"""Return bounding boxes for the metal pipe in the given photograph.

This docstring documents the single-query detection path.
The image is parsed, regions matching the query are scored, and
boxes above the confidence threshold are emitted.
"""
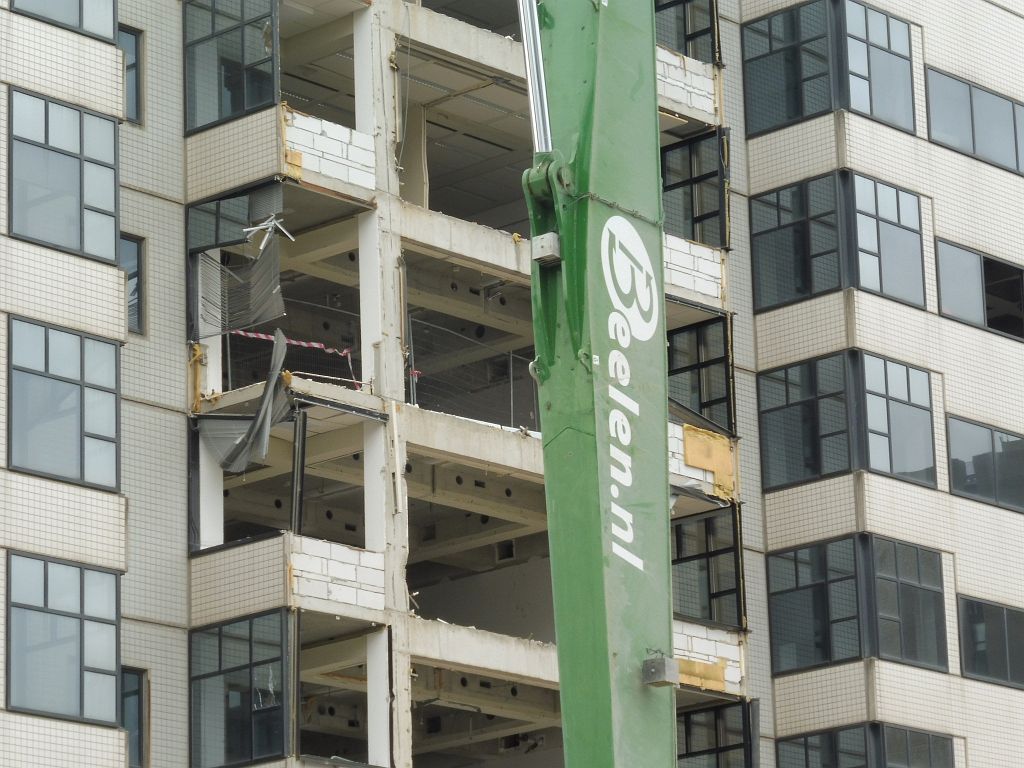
[516,0,553,153]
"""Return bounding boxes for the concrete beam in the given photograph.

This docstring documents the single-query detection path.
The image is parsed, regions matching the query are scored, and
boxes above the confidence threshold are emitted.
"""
[400,404,544,479]
[403,618,559,690]
[412,717,554,755]
[281,16,355,68]
[281,217,360,267]
[408,516,537,564]
[223,426,363,489]
[301,636,367,679]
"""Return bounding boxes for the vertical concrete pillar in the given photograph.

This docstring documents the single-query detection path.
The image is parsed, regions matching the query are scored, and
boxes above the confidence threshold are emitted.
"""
[198,439,224,549]
[363,421,388,553]
[366,629,392,766]
[399,104,429,207]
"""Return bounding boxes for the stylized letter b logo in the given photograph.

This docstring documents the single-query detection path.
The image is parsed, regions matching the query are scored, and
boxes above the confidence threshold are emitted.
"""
[600,215,658,342]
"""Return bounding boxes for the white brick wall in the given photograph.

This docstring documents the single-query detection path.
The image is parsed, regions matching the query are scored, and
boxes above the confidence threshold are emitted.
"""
[673,619,744,695]
[290,535,386,611]
[656,46,718,125]
[284,108,376,189]
[667,422,716,487]
[663,233,724,304]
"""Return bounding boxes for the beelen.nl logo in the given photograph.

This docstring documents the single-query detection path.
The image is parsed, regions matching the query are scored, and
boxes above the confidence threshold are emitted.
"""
[600,215,659,572]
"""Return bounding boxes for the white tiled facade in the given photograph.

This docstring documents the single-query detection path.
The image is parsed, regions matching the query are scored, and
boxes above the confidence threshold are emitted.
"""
[0,0,1019,766]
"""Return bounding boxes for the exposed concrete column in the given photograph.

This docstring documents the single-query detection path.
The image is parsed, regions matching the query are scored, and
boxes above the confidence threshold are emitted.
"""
[366,628,392,766]
[398,103,429,207]
[355,5,406,400]
[389,622,415,766]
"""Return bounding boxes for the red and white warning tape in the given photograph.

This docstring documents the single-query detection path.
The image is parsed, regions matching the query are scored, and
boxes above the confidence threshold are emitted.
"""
[229,329,351,358]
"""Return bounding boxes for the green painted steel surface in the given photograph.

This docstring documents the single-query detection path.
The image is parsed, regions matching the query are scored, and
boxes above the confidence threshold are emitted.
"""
[523,1,676,766]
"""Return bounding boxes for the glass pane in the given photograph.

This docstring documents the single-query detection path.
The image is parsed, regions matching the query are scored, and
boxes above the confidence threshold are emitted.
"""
[819,395,846,436]
[688,709,716,752]
[768,554,796,592]
[84,162,116,212]
[252,612,282,662]
[859,250,880,291]
[846,1,866,38]
[868,48,914,130]
[995,431,1024,509]
[876,184,898,222]
[972,88,1017,169]
[850,74,871,113]
[252,707,285,759]
[831,618,860,660]
[11,141,82,251]
[48,329,81,379]
[778,740,807,768]
[118,29,138,62]
[886,361,908,400]
[84,210,117,261]
[11,556,46,606]
[936,242,985,324]
[879,616,902,657]
[9,608,81,717]
[215,0,243,29]
[856,213,878,252]
[678,517,706,557]
[85,569,117,620]
[869,432,891,472]
[878,222,924,305]
[867,8,888,45]
[770,587,828,672]
[185,3,213,42]
[897,542,919,582]
[15,0,79,25]
[931,736,954,768]
[864,355,886,394]
[85,388,117,438]
[889,18,910,56]
[713,594,739,627]
[674,560,710,619]
[245,0,273,19]
[796,546,825,586]
[808,176,835,216]
[745,50,804,135]
[853,175,875,213]
[900,584,945,667]
[701,321,726,359]
[82,0,114,38]
[877,578,899,618]
[253,661,282,710]
[753,226,806,308]
[898,190,920,228]
[885,726,909,767]
[889,403,935,484]
[245,59,275,109]
[12,320,46,371]
[812,252,841,291]
[927,71,972,151]
[245,20,272,63]
[669,328,699,369]
[83,115,116,164]
[191,629,220,676]
[707,511,734,550]
[84,620,117,670]
[84,339,117,388]
[12,91,46,142]
[828,539,855,577]
[84,671,117,722]
[829,578,858,619]
[983,257,1024,338]
[962,600,1007,679]
[192,670,253,767]
[84,437,117,488]
[875,538,897,576]
[908,368,930,407]
[867,394,888,433]
[847,38,868,77]
[48,562,81,612]
[762,403,818,488]
[126,67,139,122]
[11,371,82,480]
[1018,104,1024,173]
[919,549,942,589]
[1007,609,1024,684]
[711,553,737,592]
[222,620,251,668]
[48,103,81,153]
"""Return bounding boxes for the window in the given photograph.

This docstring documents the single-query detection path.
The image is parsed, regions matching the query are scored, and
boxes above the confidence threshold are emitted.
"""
[751,175,839,309]
[743,1,831,136]
[768,535,946,675]
[947,417,1024,512]
[768,538,859,673]
[677,702,754,766]
[873,538,946,669]
[959,596,1024,688]
[778,724,953,767]
[883,725,953,768]
[187,184,282,253]
[671,508,742,627]
[668,317,731,431]
[845,2,913,131]
[655,0,717,63]
[10,89,118,261]
[927,69,1024,174]
[778,725,867,767]
[863,354,935,485]
[758,354,849,490]
[119,28,142,123]
[185,0,276,132]
[758,351,934,491]
[122,668,147,768]
[8,317,119,489]
[662,131,727,248]
[120,235,144,334]
[12,0,114,40]
[7,552,120,723]
[937,241,1024,340]
[751,173,924,311]
[190,610,286,768]
[853,175,923,306]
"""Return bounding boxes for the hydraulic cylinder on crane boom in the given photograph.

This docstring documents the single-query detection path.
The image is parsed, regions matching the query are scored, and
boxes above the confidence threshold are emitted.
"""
[517,1,678,766]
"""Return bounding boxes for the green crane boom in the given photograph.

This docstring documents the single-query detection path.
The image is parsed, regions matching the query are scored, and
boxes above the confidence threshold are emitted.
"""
[518,1,677,765]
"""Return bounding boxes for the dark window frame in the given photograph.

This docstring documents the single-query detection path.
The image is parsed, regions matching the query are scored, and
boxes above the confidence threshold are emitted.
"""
[946,414,1024,513]
[11,0,118,44]
[935,238,1024,343]
[119,26,143,124]
[958,595,1024,690]
[7,315,121,492]
[122,666,148,768]
[183,0,280,135]
[120,233,145,334]
[926,66,1024,176]
[667,315,734,432]
[677,700,756,764]
[741,0,836,138]
[777,722,954,767]
[777,723,868,766]
[655,0,720,65]
[842,0,916,135]
[6,550,122,726]
[882,723,955,767]
[661,129,729,248]
[767,535,862,675]
[671,505,744,629]
[8,86,120,264]
[188,608,289,768]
